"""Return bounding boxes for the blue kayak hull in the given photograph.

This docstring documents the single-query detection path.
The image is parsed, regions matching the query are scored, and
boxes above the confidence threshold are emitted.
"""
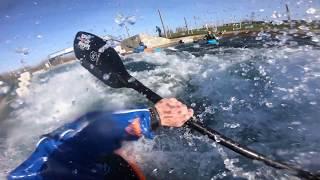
[207,39,219,45]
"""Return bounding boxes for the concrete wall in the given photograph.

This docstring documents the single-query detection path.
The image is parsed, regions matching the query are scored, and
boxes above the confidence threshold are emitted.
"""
[120,35,142,51]
[120,34,172,51]
[139,33,171,48]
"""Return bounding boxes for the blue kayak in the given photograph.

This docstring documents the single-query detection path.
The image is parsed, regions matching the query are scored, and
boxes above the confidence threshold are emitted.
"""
[207,39,219,45]
[133,45,145,53]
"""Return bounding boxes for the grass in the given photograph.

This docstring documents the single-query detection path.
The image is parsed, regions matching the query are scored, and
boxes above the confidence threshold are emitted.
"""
[167,20,320,39]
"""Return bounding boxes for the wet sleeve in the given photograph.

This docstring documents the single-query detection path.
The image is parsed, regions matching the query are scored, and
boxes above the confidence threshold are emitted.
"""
[8,109,154,179]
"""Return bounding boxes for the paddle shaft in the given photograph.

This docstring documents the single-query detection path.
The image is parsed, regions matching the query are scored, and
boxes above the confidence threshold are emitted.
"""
[128,77,318,179]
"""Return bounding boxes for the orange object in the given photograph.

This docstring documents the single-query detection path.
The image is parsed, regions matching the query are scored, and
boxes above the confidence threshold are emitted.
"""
[144,48,154,53]
[115,149,146,180]
[125,118,142,137]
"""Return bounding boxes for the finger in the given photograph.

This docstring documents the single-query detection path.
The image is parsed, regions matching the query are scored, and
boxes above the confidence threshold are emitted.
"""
[176,100,183,106]
[168,98,176,102]
[182,113,191,121]
[172,99,182,106]
[181,105,188,113]
[157,99,165,105]
[163,110,172,114]
[166,102,177,108]
[163,115,174,119]
[182,109,193,120]
[174,121,183,127]
[169,99,179,105]
[188,109,194,117]
[175,102,181,108]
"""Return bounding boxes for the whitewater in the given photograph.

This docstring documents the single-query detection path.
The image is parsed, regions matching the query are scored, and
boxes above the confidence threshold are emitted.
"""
[1,34,320,179]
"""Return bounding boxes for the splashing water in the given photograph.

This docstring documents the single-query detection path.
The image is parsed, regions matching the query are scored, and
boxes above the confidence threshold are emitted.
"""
[1,33,320,179]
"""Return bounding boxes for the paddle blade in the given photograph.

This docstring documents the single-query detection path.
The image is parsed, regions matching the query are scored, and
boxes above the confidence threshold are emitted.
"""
[73,31,131,88]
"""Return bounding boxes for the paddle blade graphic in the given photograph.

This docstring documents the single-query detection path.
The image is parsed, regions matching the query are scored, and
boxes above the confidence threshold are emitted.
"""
[73,31,131,88]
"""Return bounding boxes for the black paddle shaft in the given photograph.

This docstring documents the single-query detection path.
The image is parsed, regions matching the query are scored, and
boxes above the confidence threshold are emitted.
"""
[128,77,318,179]
[73,31,319,180]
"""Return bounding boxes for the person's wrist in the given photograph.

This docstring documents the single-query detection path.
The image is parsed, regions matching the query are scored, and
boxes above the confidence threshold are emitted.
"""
[149,107,161,130]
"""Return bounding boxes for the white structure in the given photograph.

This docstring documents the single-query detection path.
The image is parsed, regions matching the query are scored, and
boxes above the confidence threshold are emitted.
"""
[121,33,171,51]
[48,47,74,59]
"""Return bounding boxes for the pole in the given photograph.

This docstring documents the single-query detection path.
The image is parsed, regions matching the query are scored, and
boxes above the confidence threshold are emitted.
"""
[158,9,168,38]
[184,17,189,34]
[285,4,292,27]
[167,25,172,38]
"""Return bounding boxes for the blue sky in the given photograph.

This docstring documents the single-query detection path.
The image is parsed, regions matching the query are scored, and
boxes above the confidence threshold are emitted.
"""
[0,0,319,73]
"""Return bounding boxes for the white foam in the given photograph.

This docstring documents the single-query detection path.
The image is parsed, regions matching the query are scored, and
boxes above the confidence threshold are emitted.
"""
[1,45,320,179]
[0,62,137,176]
[306,8,317,14]
[0,86,10,95]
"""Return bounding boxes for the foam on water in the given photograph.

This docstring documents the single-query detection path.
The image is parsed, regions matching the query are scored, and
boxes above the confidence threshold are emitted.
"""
[1,42,320,179]
[121,46,320,179]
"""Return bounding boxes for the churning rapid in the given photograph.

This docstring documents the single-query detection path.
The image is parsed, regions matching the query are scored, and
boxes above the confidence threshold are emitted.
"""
[1,33,320,179]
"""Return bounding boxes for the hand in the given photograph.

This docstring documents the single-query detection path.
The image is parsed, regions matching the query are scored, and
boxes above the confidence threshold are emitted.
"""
[155,98,194,127]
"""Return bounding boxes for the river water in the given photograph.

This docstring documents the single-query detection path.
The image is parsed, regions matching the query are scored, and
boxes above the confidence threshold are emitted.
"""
[0,31,320,179]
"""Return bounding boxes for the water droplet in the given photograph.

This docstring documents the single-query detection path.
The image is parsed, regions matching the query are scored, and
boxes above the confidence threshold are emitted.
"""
[10,99,24,109]
[306,8,316,14]
[298,25,310,31]
[224,123,240,129]
[191,103,196,107]
[255,36,262,40]
[90,64,95,69]
[0,86,10,95]
[230,97,236,102]
[311,36,319,42]
[265,102,273,108]
[214,135,221,142]
[309,101,317,105]
[128,77,136,83]
[103,73,110,80]
[168,168,174,174]
[291,121,301,125]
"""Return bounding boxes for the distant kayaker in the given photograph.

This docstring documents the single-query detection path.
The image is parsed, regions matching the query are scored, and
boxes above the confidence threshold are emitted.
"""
[8,98,194,180]
[204,31,217,40]
[139,41,147,49]
[156,26,162,37]
[134,41,147,53]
